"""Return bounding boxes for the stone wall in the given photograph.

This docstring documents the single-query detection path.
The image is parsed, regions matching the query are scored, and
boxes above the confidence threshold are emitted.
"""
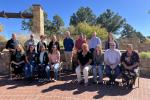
[0,42,6,52]
[0,50,10,74]
[32,5,44,35]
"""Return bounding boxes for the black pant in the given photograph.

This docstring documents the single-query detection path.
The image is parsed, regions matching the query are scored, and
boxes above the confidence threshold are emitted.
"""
[38,64,47,79]
[11,63,24,75]
[122,69,137,85]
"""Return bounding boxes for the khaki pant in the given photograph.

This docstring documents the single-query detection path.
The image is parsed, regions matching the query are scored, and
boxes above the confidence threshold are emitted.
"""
[76,65,92,83]
[64,51,73,70]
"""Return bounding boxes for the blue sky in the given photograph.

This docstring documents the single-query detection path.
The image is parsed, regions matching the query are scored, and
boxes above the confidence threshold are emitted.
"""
[0,0,150,39]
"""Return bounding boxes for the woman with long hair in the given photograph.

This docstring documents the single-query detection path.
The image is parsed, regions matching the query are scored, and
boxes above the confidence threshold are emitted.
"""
[92,45,104,84]
[48,35,60,52]
[37,45,50,82]
[24,44,37,81]
[48,45,60,81]
[10,44,25,78]
[105,32,118,50]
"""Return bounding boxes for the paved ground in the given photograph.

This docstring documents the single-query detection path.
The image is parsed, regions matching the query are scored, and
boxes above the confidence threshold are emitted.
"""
[0,72,150,100]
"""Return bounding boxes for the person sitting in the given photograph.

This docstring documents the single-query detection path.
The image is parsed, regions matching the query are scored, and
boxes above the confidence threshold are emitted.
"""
[10,44,25,79]
[104,42,121,85]
[48,45,60,81]
[121,44,140,89]
[37,45,50,82]
[24,44,37,82]
[76,43,92,86]
[92,45,104,84]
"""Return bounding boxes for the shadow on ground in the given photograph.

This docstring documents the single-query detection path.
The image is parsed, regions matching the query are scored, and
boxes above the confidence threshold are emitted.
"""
[0,72,136,99]
[41,72,134,99]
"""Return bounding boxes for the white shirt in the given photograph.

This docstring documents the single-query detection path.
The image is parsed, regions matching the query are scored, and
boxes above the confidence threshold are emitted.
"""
[40,52,44,63]
[104,49,121,65]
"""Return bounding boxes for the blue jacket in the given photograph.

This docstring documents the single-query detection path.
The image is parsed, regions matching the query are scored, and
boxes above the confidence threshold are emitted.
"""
[63,37,74,51]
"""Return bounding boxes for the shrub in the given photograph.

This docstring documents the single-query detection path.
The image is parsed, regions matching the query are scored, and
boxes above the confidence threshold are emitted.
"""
[140,52,150,59]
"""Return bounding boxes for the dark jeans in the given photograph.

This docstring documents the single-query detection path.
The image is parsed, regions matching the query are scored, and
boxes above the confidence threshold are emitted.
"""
[105,65,121,82]
[38,63,50,80]
[38,63,47,79]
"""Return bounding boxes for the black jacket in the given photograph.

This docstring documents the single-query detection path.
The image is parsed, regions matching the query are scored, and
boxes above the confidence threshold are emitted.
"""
[48,41,60,52]
[37,41,47,53]
[37,51,49,65]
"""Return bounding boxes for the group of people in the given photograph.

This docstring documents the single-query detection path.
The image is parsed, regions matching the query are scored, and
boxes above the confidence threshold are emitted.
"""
[75,32,139,89]
[5,31,140,89]
[6,31,74,82]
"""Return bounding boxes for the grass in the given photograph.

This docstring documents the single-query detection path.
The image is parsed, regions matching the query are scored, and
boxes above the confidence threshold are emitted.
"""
[140,52,150,59]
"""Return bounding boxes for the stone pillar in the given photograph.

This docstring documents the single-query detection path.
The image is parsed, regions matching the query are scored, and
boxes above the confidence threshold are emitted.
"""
[32,5,44,35]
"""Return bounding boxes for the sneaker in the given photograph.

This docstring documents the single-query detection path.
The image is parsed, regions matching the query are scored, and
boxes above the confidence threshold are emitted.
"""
[92,81,97,84]
[38,79,44,83]
[98,81,103,85]
[77,81,82,85]
[45,79,51,82]
[128,84,133,89]
[106,80,112,85]
[114,81,119,85]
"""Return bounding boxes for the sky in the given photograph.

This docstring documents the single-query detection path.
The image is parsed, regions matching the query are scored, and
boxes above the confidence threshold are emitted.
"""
[0,0,150,39]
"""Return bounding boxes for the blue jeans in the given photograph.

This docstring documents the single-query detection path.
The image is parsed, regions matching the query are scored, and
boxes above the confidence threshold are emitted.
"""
[93,64,103,82]
[45,65,50,80]
[51,63,60,80]
[105,65,121,82]
[24,61,36,78]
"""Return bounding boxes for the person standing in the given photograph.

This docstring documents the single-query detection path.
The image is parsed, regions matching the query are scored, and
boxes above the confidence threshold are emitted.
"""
[75,33,86,53]
[24,34,37,52]
[105,32,118,50]
[48,35,60,52]
[63,31,74,71]
[6,33,20,53]
[37,35,47,53]
[89,32,101,54]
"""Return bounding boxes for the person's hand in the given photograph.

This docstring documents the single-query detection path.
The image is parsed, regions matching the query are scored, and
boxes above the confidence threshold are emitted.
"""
[15,63,19,65]
[127,66,133,70]
[109,64,113,69]
[80,65,84,71]
[10,49,15,52]
[11,61,18,65]
[110,65,115,70]
[51,65,54,69]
